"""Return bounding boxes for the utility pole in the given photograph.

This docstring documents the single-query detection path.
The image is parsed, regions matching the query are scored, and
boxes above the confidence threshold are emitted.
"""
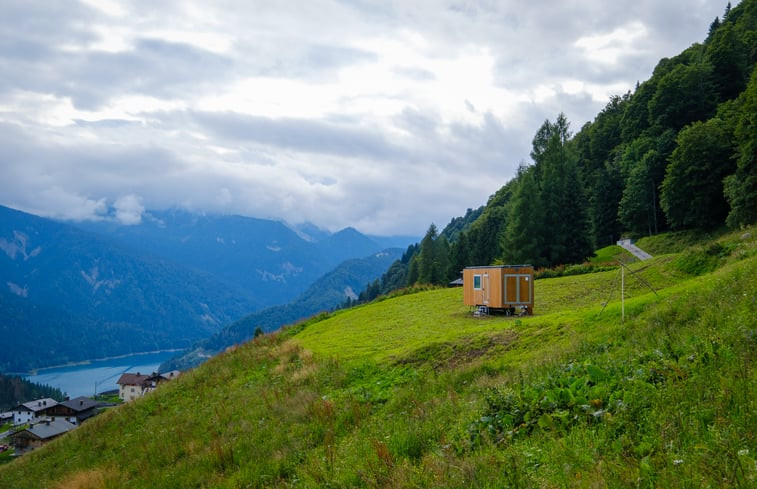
[621,264,625,322]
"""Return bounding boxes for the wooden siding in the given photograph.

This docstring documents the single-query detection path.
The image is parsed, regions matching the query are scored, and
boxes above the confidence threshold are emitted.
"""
[463,265,534,313]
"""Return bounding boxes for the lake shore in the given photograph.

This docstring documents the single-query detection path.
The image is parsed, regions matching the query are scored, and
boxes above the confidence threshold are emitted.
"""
[7,349,186,377]
[21,351,185,398]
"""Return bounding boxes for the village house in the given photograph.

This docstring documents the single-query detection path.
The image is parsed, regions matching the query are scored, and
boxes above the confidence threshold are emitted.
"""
[46,396,103,425]
[12,398,58,425]
[117,371,181,402]
[144,371,181,394]
[117,372,150,402]
[1,411,13,425]
[9,418,76,453]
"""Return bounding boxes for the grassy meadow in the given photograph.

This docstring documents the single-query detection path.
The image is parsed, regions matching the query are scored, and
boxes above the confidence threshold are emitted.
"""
[0,228,755,488]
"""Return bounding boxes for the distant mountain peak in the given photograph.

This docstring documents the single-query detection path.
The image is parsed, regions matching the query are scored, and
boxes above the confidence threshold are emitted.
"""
[286,221,332,242]
[333,226,361,236]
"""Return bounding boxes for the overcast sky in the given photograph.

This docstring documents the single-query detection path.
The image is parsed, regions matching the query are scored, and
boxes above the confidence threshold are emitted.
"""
[0,1,732,235]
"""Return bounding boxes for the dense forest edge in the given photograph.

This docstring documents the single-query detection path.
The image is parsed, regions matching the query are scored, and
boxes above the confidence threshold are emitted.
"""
[0,374,63,412]
[351,0,756,304]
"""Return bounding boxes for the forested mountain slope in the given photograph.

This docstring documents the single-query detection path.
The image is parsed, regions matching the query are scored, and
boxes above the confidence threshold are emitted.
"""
[161,248,403,371]
[0,374,63,411]
[368,0,757,295]
[76,210,396,308]
[0,205,257,372]
[0,207,410,372]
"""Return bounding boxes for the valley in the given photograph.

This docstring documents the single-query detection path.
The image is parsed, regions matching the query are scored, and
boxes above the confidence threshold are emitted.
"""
[1,3,756,485]
[0,227,753,487]
[0,205,412,372]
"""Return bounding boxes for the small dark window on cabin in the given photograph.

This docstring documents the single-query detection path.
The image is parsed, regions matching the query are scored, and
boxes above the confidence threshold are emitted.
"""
[473,274,482,290]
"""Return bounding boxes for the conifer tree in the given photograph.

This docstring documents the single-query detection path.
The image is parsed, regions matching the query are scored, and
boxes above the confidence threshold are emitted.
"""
[501,165,546,266]
[706,21,749,101]
[504,114,592,266]
[448,230,469,278]
[417,224,439,284]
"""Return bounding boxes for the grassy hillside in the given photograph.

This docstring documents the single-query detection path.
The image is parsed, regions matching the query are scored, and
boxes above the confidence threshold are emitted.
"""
[1,229,755,488]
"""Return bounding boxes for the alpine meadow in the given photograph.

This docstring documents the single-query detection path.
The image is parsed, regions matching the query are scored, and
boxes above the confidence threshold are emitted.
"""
[1,1,757,488]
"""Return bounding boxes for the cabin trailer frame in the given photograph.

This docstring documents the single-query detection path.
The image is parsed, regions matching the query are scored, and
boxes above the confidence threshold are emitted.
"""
[462,265,534,315]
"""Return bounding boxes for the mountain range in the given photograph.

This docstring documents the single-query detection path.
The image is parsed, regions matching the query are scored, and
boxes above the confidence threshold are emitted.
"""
[0,205,415,372]
[75,209,413,307]
[161,247,403,371]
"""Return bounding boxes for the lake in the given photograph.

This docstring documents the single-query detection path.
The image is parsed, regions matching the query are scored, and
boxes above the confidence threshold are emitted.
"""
[24,351,182,398]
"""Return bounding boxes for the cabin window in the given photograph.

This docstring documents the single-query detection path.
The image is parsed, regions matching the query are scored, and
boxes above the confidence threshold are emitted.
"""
[473,274,482,290]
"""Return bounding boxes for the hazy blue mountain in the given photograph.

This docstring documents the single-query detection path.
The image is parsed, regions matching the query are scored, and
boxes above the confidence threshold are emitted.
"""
[161,248,403,371]
[0,287,140,372]
[0,205,414,372]
[75,210,403,307]
[0,205,258,371]
[290,222,332,242]
[368,234,422,250]
[315,227,382,259]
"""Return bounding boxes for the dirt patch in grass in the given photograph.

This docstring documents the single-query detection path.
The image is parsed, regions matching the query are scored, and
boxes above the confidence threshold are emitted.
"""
[393,331,518,371]
[55,467,120,489]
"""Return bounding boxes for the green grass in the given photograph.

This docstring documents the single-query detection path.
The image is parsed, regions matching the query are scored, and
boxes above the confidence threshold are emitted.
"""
[635,228,735,255]
[588,244,633,264]
[296,254,686,363]
[0,227,755,488]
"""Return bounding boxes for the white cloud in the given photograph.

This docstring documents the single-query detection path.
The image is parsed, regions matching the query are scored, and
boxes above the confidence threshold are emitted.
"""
[0,0,732,235]
[79,0,126,17]
[114,194,145,225]
[575,22,648,65]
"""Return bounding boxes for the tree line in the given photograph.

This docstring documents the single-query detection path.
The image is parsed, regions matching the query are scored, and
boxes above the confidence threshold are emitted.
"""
[354,1,756,300]
[0,374,64,412]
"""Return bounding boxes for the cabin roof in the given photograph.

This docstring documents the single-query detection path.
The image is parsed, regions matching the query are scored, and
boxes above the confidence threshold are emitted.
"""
[60,396,99,412]
[24,419,76,440]
[116,373,150,386]
[463,264,532,270]
[146,370,181,382]
[16,398,58,412]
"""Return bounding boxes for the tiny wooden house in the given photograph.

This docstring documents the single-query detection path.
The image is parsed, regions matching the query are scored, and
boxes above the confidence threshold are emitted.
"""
[462,265,534,314]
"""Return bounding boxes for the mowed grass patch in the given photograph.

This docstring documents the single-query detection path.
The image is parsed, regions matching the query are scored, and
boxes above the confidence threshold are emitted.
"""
[295,287,506,364]
[295,255,688,371]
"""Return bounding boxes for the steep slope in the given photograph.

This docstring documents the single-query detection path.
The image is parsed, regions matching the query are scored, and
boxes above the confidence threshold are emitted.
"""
[0,205,257,371]
[1,229,753,487]
[161,248,403,370]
